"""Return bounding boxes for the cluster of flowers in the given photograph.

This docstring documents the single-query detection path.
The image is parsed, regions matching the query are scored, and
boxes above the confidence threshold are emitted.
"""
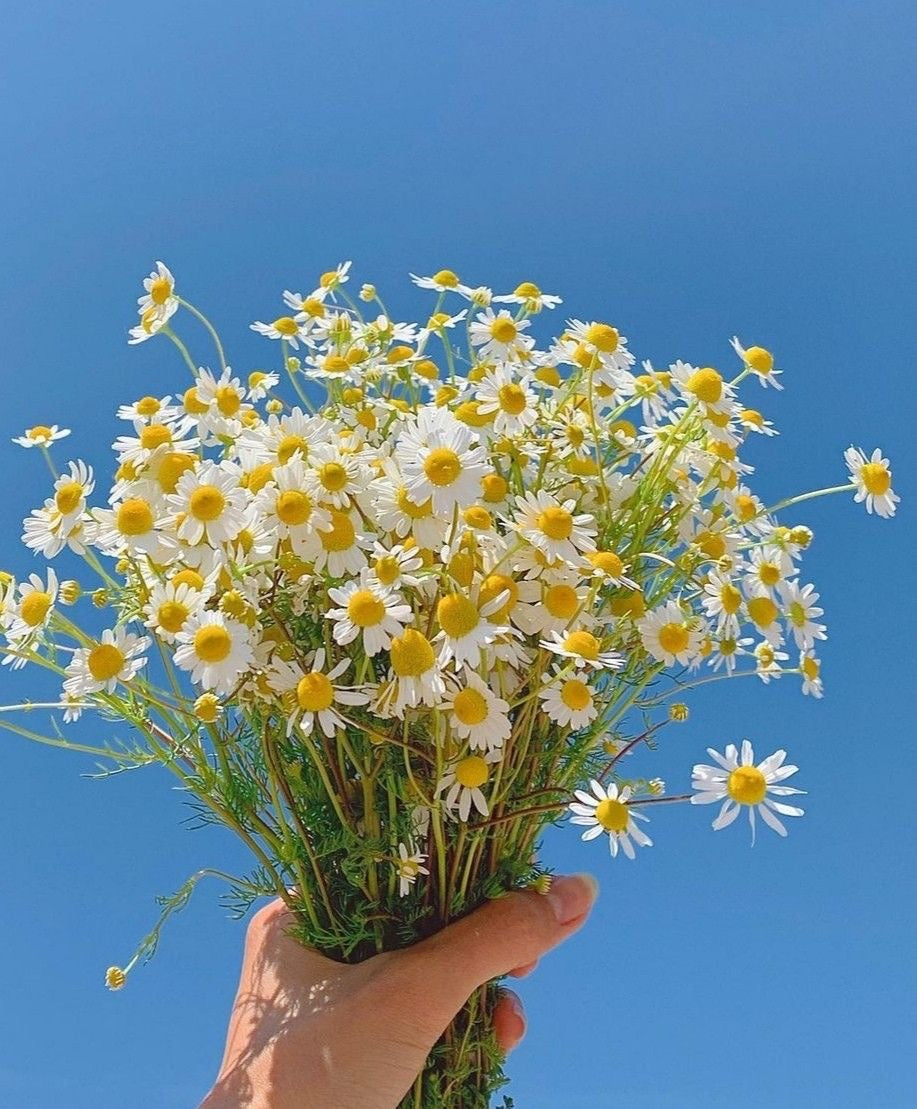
[1,260,899,908]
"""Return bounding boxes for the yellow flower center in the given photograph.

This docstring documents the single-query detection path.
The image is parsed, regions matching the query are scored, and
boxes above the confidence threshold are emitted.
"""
[861,462,891,495]
[454,755,489,789]
[116,498,154,536]
[276,490,312,526]
[136,396,161,417]
[685,367,723,405]
[21,591,52,626]
[589,551,624,577]
[545,584,579,620]
[536,506,573,541]
[438,594,480,638]
[193,625,232,663]
[747,595,778,628]
[463,505,492,530]
[423,447,462,487]
[802,655,820,680]
[27,425,54,441]
[347,589,385,628]
[386,344,415,364]
[396,486,433,519]
[562,630,600,660]
[584,323,619,353]
[734,494,757,521]
[319,461,348,492]
[594,797,629,833]
[172,568,205,590]
[535,365,561,386]
[183,386,209,415]
[756,562,779,587]
[140,424,173,451]
[157,600,189,633]
[149,276,172,304]
[296,672,334,712]
[321,510,355,552]
[514,281,541,298]
[432,269,460,287]
[743,346,774,374]
[215,385,241,417]
[390,628,435,676]
[324,355,350,375]
[695,531,727,560]
[272,316,300,337]
[727,765,767,805]
[719,583,742,614]
[479,573,518,619]
[497,383,528,415]
[453,688,489,726]
[302,298,325,318]
[490,317,517,344]
[190,485,226,522]
[374,555,401,586]
[55,480,84,516]
[87,643,126,681]
[658,622,689,655]
[194,693,220,723]
[560,679,591,711]
[481,473,508,503]
[741,409,764,430]
[788,601,807,627]
[155,451,196,493]
[277,434,308,464]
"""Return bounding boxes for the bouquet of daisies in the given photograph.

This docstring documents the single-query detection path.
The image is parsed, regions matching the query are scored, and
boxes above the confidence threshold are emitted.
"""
[1,260,898,1106]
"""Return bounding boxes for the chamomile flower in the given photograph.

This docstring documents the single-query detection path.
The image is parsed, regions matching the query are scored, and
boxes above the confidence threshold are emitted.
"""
[166,462,248,547]
[568,780,652,859]
[754,641,789,683]
[492,282,562,312]
[326,576,413,656]
[377,628,446,717]
[701,570,744,635]
[844,447,899,518]
[128,298,178,344]
[637,601,705,666]
[540,629,623,671]
[7,569,59,640]
[434,592,507,669]
[584,550,637,589]
[778,580,827,651]
[63,627,149,696]
[250,316,306,348]
[799,650,824,698]
[313,508,370,577]
[442,672,511,752]
[469,308,533,361]
[268,649,367,737]
[367,542,423,591]
[730,337,783,390]
[142,580,204,643]
[410,269,473,296]
[691,740,805,841]
[394,842,429,897]
[671,362,735,416]
[173,611,254,694]
[253,458,331,558]
[475,367,539,437]
[513,490,597,564]
[539,666,599,729]
[137,261,178,319]
[13,425,71,449]
[397,408,489,515]
[436,751,500,821]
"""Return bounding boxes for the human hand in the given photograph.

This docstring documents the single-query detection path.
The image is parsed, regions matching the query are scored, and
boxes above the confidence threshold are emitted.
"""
[201,873,598,1109]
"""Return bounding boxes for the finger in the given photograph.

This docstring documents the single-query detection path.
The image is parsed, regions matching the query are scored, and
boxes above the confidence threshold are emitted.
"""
[492,988,526,1053]
[404,873,599,1009]
[508,960,538,979]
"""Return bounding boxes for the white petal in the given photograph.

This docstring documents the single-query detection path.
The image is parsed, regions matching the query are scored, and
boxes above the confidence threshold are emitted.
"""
[765,798,805,818]
[758,803,788,837]
[712,801,740,830]
[741,739,754,766]
[582,824,605,841]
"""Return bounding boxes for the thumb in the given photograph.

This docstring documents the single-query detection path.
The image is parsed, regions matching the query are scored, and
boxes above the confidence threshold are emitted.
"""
[403,874,598,1013]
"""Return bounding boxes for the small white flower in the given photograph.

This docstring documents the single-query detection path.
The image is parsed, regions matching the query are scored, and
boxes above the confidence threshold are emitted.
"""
[13,424,71,449]
[442,672,511,752]
[568,779,652,859]
[692,740,805,843]
[637,601,704,666]
[394,841,430,897]
[268,649,368,737]
[326,576,413,657]
[845,446,899,518]
[540,629,623,672]
[63,627,149,696]
[173,611,254,694]
[436,751,501,822]
[539,666,599,730]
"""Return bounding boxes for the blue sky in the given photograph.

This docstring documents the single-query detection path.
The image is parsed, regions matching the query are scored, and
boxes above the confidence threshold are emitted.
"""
[1,2,914,1106]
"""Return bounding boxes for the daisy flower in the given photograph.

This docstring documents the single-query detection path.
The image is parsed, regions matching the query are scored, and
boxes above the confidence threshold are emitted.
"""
[568,780,652,860]
[799,650,824,698]
[475,367,539,437]
[540,629,623,672]
[701,569,744,635]
[754,641,789,683]
[268,649,368,738]
[671,362,735,416]
[137,261,177,319]
[377,628,447,717]
[844,446,899,518]
[738,407,779,437]
[21,504,87,559]
[6,569,59,640]
[173,611,254,694]
[302,442,365,509]
[166,462,248,547]
[691,740,805,842]
[394,842,430,897]
[744,592,785,647]
[585,550,637,589]
[396,408,489,515]
[513,490,597,564]
[13,425,71,449]
[253,458,332,558]
[142,580,204,644]
[367,542,424,591]
[492,281,562,312]
[778,580,827,651]
[313,508,371,577]
[91,495,165,559]
[250,316,306,349]
[326,575,413,656]
[442,672,511,752]
[410,269,473,296]
[637,601,705,666]
[539,666,599,730]
[63,627,149,696]
[434,592,507,669]
[436,751,500,821]
[730,337,783,390]
[469,308,533,361]
[128,298,178,344]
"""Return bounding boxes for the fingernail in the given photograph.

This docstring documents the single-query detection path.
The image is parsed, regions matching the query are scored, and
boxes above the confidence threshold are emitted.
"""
[503,988,524,1023]
[546,873,599,925]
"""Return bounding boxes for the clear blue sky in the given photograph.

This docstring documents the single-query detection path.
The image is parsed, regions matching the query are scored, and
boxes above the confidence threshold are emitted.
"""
[1,2,914,1106]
